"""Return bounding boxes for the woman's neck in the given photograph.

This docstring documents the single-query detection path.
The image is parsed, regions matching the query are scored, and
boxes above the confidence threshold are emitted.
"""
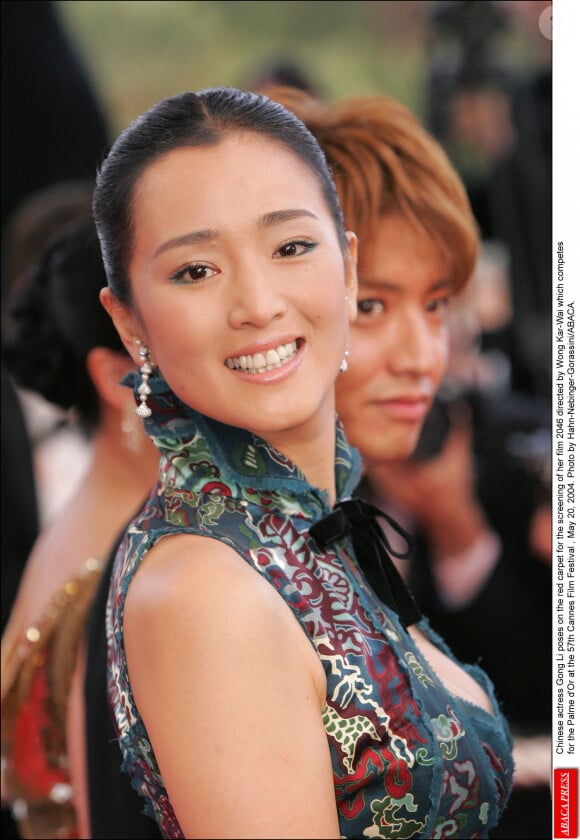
[254,406,339,507]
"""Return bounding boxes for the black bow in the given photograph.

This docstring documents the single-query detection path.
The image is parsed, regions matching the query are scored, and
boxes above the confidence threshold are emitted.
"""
[309,498,421,627]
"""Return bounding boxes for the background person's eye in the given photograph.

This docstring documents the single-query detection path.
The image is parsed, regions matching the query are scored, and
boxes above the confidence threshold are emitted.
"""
[357,299,384,316]
[426,297,450,313]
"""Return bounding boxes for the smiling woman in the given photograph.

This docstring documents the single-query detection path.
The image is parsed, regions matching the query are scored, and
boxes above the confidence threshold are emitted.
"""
[92,86,513,839]
[100,131,357,478]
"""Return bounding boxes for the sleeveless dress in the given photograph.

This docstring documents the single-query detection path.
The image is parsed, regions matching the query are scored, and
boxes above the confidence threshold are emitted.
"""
[107,374,513,839]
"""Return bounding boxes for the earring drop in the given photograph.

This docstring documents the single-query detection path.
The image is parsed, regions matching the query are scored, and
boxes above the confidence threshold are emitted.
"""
[135,341,153,418]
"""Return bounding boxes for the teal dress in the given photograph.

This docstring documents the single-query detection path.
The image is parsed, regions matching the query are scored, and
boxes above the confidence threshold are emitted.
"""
[107,374,513,838]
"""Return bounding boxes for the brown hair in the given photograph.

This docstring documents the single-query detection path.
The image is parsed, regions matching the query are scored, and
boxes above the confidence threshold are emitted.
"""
[263,86,480,292]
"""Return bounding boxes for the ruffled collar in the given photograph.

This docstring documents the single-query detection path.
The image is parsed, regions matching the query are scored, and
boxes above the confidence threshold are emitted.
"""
[125,371,361,517]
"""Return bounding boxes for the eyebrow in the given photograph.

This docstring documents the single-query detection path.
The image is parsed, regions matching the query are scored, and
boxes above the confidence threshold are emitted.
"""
[358,277,454,294]
[153,229,219,259]
[153,209,319,259]
[257,208,318,228]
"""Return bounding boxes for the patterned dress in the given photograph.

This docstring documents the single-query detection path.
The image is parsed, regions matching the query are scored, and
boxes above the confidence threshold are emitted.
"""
[107,374,513,838]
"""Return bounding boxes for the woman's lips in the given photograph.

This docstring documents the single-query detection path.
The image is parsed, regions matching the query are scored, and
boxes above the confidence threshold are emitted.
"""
[226,339,305,384]
[225,339,299,374]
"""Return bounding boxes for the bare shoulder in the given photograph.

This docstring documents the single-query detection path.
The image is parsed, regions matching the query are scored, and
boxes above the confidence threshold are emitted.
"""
[121,533,337,838]
[123,532,323,693]
[125,532,285,637]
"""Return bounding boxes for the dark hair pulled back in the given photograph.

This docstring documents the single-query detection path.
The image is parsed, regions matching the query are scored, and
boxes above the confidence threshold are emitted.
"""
[93,86,347,303]
[3,217,127,433]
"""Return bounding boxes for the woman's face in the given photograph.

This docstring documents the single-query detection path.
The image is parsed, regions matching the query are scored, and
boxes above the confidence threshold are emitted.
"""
[118,133,357,441]
[335,213,452,465]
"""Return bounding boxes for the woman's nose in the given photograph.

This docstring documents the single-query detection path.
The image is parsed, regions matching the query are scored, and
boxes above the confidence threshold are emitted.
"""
[227,264,287,329]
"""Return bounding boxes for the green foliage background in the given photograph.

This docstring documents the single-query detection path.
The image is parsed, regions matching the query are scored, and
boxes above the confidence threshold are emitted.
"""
[56,1,439,133]
[56,0,546,156]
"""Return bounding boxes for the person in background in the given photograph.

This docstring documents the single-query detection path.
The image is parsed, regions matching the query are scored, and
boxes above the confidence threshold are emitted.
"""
[0,199,160,840]
[267,85,550,839]
[423,0,552,402]
[1,180,100,640]
[92,85,512,839]
[2,181,104,653]
[364,280,552,840]
[1,0,111,689]
[2,5,110,833]
[2,182,111,529]
[244,56,323,98]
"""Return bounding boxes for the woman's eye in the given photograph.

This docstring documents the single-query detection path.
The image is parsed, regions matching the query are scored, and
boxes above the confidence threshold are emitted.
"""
[169,263,216,284]
[275,239,316,258]
[357,298,385,317]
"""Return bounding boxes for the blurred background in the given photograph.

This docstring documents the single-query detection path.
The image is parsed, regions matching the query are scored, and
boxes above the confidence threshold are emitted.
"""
[55,0,550,134]
[0,3,558,838]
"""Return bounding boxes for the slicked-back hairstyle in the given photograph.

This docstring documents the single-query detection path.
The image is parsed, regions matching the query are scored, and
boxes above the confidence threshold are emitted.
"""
[93,87,348,304]
[264,86,480,292]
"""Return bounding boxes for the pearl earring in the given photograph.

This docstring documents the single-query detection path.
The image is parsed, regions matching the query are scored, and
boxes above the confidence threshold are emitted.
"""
[339,349,350,373]
[135,341,153,418]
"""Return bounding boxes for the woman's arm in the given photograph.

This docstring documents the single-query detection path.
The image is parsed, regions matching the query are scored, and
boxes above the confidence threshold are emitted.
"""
[124,533,340,839]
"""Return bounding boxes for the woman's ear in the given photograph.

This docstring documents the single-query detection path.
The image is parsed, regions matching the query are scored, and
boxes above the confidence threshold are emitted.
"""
[344,231,358,322]
[86,347,135,412]
[99,288,143,365]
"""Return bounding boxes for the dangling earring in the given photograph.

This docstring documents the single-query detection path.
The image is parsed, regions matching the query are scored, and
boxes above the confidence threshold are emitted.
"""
[135,342,153,418]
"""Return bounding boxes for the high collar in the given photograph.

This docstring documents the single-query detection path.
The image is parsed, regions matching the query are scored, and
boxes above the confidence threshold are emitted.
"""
[125,371,362,518]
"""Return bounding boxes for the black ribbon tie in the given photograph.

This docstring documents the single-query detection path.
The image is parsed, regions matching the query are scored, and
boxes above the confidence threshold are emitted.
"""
[309,498,421,627]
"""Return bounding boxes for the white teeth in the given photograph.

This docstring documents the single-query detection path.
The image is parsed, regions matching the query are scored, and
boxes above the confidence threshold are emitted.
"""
[226,341,298,374]
[253,352,267,370]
